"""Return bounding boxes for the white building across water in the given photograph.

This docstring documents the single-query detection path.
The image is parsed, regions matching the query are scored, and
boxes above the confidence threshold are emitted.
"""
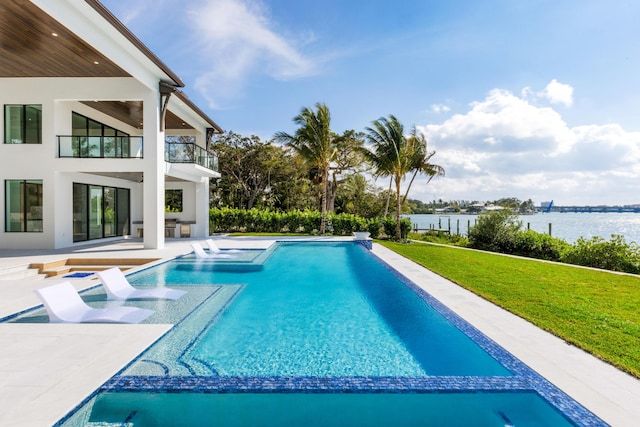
[0,0,222,250]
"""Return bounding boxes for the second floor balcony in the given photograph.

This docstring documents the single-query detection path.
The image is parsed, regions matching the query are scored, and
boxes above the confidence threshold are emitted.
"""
[58,135,143,158]
[165,142,219,172]
[56,137,219,174]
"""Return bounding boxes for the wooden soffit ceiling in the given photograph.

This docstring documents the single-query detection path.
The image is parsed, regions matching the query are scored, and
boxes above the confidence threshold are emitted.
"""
[81,101,195,130]
[0,0,129,77]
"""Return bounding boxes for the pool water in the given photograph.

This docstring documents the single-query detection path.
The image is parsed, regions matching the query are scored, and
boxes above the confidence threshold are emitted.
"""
[84,391,573,427]
[57,242,605,426]
[167,242,509,376]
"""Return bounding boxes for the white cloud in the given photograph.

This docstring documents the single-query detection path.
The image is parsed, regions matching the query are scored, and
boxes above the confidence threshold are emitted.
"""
[186,0,315,108]
[414,84,640,205]
[424,88,576,155]
[540,79,574,107]
[431,104,451,114]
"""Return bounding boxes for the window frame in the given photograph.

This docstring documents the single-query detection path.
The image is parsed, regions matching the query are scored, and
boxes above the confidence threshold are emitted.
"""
[4,179,43,232]
[71,112,130,157]
[72,182,130,242]
[4,104,42,144]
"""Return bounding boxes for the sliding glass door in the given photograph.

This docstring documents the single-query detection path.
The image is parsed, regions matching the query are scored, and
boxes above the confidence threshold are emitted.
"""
[73,183,129,242]
[89,186,103,240]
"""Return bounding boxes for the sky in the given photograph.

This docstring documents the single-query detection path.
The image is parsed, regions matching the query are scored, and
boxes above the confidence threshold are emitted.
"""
[101,0,640,206]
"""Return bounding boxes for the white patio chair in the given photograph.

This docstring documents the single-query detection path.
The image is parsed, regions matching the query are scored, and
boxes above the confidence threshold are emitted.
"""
[191,243,235,259]
[205,239,242,254]
[96,267,186,301]
[34,281,154,324]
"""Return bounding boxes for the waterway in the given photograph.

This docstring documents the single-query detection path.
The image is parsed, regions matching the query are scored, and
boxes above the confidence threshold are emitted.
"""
[407,212,640,244]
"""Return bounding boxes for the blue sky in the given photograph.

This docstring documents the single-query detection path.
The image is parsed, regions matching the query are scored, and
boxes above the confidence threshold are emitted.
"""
[101,0,640,206]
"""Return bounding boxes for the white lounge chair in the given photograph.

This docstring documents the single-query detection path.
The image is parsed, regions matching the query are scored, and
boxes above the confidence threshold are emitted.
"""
[96,267,186,301]
[191,243,235,259]
[35,281,154,324]
[205,239,242,254]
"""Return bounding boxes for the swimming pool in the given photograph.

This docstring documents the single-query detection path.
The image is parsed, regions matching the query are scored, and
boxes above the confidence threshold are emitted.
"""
[56,242,606,426]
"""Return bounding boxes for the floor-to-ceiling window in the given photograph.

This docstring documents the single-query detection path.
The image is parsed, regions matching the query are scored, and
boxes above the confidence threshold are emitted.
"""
[89,185,103,240]
[4,180,43,232]
[103,187,116,238]
[73,183,129,242]
[116,188,130,237]
[72,183,88,242]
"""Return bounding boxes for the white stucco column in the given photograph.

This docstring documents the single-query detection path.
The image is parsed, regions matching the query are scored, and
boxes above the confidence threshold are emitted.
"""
[194,178,210,237]
[142,90,165,249]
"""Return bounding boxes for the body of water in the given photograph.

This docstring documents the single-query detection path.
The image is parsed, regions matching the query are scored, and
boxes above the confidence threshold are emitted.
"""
[407,212,640,244]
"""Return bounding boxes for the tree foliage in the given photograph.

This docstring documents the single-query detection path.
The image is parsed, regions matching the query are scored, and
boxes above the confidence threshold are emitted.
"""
[361,116,444,239]
[274,103,335,234]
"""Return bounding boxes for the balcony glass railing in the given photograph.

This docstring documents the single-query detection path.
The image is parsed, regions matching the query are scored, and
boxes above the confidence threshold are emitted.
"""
[164,142,219,172]
[57,136,143,158]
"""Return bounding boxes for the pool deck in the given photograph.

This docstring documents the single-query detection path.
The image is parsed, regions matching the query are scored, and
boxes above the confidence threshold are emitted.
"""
[0,237,639,426]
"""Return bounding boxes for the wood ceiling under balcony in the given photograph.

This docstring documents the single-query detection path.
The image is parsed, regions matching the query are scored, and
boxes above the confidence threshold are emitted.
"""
[0,0,129,78]
[0,1,195,130]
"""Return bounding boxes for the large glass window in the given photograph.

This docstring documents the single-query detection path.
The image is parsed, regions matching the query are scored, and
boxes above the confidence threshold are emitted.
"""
[71,112,129,157]
[89,185,103,240]
[103,187,116,238]
[72,183,88,242]
[116,188,130,237]
[165,189,183,212]
[4,105,42,144]
[5,180,43,232]
[73,183,130,242]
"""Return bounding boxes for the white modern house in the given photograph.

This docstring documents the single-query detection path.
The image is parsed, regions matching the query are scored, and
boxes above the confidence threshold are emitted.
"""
[0,0,222,250]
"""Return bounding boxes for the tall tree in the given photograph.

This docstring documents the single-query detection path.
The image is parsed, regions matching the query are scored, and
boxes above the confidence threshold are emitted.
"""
[361,116,444,240]
[361,115,410,239]
[212,132,293,209]
[326,130,366,213]
[274,103,335,234]
[400,127,445,206]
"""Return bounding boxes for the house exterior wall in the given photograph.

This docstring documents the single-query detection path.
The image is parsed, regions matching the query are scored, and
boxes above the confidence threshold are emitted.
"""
[0,77,165,249]
[1,0,221,250]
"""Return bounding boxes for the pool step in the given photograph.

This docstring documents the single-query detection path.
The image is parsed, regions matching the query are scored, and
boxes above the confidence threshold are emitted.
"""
[30,258,159,278]
[0,264,46,281]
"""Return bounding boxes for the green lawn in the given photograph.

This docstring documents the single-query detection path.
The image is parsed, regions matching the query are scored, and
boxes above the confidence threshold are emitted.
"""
[379,240,640,378]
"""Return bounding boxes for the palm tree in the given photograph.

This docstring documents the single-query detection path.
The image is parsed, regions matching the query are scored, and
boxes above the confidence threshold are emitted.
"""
[362,116,444,240]
[401,127,445,206]
[361,115,410,240]
[274,103,335,234]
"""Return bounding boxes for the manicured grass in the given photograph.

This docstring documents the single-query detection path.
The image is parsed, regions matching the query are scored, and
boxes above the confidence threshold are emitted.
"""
[380,240,640,378]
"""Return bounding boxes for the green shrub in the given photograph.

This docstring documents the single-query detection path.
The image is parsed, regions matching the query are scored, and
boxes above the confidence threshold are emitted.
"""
[382,217,412,240]
[400,218,412,239]
[302,209,322,233]
[468,210,522,253]
[283,210,302,233]
[512,230,570,261]
[367,218,382,239]
[561,235,640,274]
[414,232,469,247]
[210,208,391,238]
[382,217,396,238]
[331,213,366,235]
